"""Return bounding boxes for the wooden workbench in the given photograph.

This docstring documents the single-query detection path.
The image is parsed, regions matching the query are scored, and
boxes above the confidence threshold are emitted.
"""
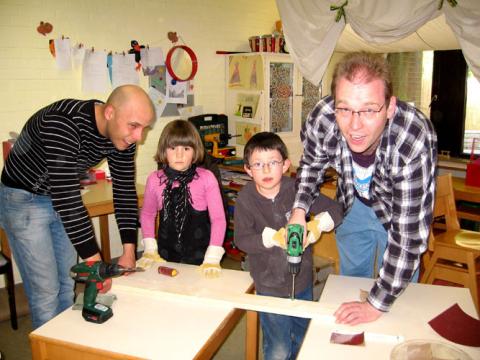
[298,275,480,360]
[30,263,257,360]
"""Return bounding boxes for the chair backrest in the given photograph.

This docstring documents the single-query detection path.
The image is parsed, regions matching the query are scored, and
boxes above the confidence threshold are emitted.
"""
[428,173,461,251]
[434,173,460,230]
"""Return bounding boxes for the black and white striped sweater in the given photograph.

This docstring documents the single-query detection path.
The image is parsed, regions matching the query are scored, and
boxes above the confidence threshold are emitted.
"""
[1,99,138,258]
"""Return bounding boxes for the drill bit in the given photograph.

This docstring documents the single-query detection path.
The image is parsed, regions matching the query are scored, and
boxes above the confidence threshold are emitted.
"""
[291,273,296,300]
[122,267,145,273]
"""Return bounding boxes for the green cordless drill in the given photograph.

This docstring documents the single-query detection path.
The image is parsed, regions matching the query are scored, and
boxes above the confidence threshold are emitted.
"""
[286,224,304,300]
[70,261,144,324]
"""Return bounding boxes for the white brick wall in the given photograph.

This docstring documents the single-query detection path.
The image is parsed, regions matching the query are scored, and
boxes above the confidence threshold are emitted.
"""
[0,0,279,286]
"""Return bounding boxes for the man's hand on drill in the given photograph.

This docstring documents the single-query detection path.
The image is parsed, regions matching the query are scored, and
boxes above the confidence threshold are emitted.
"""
[118,243,137,275]
[85,253,112,293]
[288,208,307,247]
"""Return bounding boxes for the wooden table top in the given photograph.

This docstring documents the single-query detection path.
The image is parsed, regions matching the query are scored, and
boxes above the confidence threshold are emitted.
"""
[452,176,480,203]
[81,180,145,217]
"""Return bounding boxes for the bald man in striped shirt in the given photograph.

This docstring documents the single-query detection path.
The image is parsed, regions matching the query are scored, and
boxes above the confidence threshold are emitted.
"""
[0,85,155,328]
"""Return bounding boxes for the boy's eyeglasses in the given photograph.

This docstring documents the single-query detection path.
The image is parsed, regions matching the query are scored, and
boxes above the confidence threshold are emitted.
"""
[248,160,284,171]
[334,103,385,121]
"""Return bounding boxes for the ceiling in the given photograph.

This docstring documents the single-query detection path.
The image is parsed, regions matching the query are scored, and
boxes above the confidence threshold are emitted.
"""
[335,15,460,53]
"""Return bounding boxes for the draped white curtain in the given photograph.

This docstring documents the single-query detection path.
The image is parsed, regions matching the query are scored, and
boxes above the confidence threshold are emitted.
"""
[276,0,480,85]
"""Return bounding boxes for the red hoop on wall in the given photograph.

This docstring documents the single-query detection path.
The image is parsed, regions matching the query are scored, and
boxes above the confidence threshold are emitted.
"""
[165,45,198,81]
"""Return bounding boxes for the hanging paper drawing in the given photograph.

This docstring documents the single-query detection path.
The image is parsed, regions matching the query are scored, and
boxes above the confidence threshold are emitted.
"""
[229,60,242,87]
[247,55,263,90]
[235,121,260,145]
[149,66,167,93]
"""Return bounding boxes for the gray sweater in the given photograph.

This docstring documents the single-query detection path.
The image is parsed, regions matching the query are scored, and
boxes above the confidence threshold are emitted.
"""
[234,176,343,297]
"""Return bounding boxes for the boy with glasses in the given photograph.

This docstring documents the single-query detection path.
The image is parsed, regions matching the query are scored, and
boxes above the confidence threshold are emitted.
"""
[235,132,343,360]
[289,51,438,325]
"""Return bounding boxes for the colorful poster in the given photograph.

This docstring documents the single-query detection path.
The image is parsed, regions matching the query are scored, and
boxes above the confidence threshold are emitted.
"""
[228,55,263,90]
[235,121,260,145]
[149,65,167,93]
[234,93,260,118]
[248,55,263,90]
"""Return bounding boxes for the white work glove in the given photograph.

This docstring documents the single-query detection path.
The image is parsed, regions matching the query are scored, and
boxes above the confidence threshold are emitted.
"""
[199,245,225,278]
[305,212,335,249]
[136,237,165,269]
[262,227,286,249]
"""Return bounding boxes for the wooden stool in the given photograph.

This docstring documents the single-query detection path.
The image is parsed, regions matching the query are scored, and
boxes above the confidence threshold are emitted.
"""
[0,252,17,329]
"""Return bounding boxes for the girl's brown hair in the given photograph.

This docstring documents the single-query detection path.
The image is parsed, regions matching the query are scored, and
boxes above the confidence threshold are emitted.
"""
[154,120,205,167]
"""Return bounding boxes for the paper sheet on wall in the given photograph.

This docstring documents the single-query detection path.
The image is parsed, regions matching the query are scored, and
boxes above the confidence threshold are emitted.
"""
[234,93,260,118]
[228,55,263,90]
[111,53,139,88]
[141,47,164,75]
[178,105,203,119]
[148,86,168,118]
[166,71,187,104]
[53,37,72,70]
[71,44,85,69]
[82,49,110,93]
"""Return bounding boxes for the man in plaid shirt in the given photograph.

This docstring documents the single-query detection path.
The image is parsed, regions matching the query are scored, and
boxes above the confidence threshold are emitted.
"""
[289,52,437,325]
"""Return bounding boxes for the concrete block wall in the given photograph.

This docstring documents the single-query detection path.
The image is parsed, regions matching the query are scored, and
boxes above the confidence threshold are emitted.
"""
[0,0,279,286]
[388,52,425,109]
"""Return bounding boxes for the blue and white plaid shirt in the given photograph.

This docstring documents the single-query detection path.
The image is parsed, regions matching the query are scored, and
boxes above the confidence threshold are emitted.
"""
[294,96,437,311]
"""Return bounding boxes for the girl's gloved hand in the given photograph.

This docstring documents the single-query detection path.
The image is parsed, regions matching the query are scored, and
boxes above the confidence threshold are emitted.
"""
[199,245,225,278]
[136,237,165,269]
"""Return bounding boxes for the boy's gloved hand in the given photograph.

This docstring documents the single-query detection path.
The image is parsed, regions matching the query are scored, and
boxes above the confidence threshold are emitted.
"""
[305,212,335,249]
[200,245,225,278]
[262,227,286,249]
[136,237,165,269]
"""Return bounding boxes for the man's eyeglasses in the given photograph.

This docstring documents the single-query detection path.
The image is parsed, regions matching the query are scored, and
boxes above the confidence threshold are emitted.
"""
[335,103,385,121]
[248,160,284,171]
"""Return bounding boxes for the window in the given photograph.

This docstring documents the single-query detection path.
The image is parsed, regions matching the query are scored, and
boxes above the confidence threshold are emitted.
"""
[464,69,480,156]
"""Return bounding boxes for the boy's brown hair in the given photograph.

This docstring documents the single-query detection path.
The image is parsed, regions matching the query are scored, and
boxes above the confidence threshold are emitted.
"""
[243,132,288,166]
[155,119,204,166]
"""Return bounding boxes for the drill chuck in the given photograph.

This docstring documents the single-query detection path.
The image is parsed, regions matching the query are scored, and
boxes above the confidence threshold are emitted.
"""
[287,255,301,275]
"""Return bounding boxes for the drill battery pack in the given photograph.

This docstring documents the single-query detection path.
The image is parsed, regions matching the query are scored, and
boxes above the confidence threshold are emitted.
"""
[82,303,113,324]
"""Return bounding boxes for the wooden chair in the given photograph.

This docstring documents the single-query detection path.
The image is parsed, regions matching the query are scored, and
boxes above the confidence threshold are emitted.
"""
[0,228,18,329]
[421,173,480,314]
[1,140,18,329]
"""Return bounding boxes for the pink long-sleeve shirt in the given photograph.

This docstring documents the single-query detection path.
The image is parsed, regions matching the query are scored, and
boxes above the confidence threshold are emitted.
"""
[140,167,226,246]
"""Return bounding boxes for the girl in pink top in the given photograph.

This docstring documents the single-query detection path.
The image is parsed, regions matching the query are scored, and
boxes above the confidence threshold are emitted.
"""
[138,120,226,277]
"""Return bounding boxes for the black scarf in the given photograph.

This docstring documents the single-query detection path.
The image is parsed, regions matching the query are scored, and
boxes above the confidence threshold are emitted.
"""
[160,165,197,241]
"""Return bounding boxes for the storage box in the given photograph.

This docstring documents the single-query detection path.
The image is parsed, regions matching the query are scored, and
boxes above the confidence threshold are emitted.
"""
[466,162,480,187]
[465,138,480,187]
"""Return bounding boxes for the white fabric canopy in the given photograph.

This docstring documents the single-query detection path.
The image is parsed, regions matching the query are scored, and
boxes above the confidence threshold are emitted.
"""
[276,0,480,86]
